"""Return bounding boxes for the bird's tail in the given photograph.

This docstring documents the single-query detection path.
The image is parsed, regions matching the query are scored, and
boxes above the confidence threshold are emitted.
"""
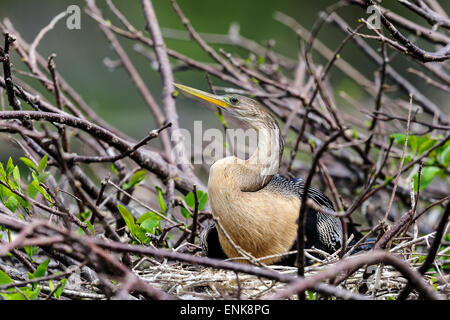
[345,221,376,254]
[346,237,376,254]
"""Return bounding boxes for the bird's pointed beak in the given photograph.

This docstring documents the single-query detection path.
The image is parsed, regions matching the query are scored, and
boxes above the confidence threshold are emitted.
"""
[174,83,228,108]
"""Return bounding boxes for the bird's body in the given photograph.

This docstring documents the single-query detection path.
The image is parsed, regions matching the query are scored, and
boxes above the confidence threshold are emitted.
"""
[208,167,342,264]
[174,83,353,265]
[208,159,303,264]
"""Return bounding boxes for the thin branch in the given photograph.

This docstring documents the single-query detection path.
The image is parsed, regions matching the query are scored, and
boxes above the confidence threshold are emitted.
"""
[270,250,443,300]
[188,184,199,244]
[398,201,450,299]
[383,96,413,221]
[28,11,67,71]
[296,131,341,299]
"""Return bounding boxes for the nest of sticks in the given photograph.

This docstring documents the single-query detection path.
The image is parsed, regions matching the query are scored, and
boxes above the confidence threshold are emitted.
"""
[133,234,449,300]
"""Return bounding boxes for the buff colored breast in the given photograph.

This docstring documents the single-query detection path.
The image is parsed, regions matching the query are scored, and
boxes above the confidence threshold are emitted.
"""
[207,158,300,264]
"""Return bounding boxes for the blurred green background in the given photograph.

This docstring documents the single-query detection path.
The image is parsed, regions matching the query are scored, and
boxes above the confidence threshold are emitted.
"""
[0,0,448,163]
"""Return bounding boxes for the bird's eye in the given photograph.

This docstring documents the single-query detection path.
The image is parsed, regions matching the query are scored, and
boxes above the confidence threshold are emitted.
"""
[230,96,239,104]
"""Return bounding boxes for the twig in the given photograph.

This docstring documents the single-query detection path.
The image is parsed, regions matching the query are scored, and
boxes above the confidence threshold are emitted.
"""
[107,180,191,233]
[408,67,450,94]
[169,0,250,86]
[398,202,450,299]
[367,0,450,62]
[0,264,80,291]
[141,0,198,186]
[364,40,387,159]
[85,0,172,158]
[96,174,110,207]
[328,13,444,122]
[398,0,450,30]
[296,131,341,299]
[47,54,69,152]
[0,214,368,300]
[270,250,443,300]
[65,122,172,163]
[28,11,67,70]
[383,95,413,221]
[0,110,203,193]
[1,33,21,111]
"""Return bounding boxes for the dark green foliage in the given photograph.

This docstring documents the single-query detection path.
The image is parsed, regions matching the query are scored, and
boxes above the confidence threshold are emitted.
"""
[390,133,449,192]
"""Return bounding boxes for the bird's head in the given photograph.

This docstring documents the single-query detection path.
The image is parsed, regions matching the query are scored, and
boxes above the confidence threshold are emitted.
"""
[174,82,284,184]
[174,83,277,130]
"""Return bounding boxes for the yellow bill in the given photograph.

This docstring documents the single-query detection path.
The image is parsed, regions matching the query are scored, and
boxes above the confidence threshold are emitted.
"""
[174,83,228,108]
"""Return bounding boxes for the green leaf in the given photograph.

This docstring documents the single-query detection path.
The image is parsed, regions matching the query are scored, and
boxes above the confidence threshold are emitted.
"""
[136,211,162,224]
[384,175,394,185]
[85,221,95,235]
[117,205,136,236]
[15,195,30,209]
[5,196,19,213]
[130,170,146,185]
[77,226,86,235]
[251,76,260,85]
[78,210,91,221]
[0,270,13,285]
[6,157,14,177]
[24,246,38,261]
[184,190,208,211]
[140,218,160,234]
[391,134,439,156]
[0,162,6,181]
[38,154,49,172]
[413,166,442,192]
[417,137,437,155]
[28,180,50,203]
[445,233,450,242]
[0,287,41,300]
[15,194,29,210]
[122,170,146,190]
[29,259,50,279]
[180,207,191,219]
[37,172,50,183]
[27,181,39,199]
[441,144,450,166]
[1,291,26,300]
[1,185,13,199]
[110,164,119,176]
[53,279,67,298]
[134,225,151,244]
[408,135,418,154]
[197,191,208,211]
[184,192,195,208]
[155,186,167,213]
[390,133,405,145]
[20,157,37,172]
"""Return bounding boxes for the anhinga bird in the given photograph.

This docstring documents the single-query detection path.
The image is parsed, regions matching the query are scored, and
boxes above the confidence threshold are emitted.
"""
[175,83,367,265]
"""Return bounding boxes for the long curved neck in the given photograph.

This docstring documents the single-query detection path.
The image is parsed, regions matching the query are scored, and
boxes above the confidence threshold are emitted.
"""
[237,115,283,192]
